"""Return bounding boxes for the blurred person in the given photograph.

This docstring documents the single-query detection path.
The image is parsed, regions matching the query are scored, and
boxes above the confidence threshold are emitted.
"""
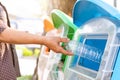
[0,2,72,80]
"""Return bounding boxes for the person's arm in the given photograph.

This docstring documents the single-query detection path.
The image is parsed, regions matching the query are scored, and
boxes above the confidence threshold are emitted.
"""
[0,22,72,55]
[0,26,44,44]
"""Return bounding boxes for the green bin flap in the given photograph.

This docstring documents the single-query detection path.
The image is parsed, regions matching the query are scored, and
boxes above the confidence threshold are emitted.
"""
[51,9,78,71]
[51,9,78,40]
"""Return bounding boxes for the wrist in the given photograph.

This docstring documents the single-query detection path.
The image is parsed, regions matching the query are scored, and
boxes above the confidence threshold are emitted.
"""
[38,36,47,45]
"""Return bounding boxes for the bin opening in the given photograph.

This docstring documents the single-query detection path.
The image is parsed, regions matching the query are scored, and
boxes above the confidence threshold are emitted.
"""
[68,34,107,78]
[78,35,107,71]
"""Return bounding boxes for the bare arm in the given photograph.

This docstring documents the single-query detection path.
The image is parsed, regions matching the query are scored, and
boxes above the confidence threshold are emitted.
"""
[0,27,44,44]
[0,23,72,55]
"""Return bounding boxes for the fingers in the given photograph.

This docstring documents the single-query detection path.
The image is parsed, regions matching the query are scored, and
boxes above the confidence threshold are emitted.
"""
[56,47,73,56]
[57,38,73,55]
[62,50,73,56]
[59,37,70,43]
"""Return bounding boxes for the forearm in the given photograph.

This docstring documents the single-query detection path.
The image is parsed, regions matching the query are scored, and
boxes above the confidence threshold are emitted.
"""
[0,27,45,44]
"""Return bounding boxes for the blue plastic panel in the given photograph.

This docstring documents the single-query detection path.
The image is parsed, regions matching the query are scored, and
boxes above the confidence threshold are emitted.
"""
[78,39,107,71]
[70,36,107,71]
[73,0,120,27]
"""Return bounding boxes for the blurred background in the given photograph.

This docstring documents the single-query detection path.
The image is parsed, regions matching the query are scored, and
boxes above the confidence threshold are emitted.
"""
[0,0,120,79]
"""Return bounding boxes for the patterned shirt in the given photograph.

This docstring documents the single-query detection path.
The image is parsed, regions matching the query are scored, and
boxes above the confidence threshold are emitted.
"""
[0,3,18,80]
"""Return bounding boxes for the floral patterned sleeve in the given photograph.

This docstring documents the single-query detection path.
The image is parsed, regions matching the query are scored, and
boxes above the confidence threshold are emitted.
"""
[0,5,7,33]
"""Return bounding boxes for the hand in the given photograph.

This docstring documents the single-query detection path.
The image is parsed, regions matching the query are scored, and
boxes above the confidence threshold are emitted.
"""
[43,36,73,55]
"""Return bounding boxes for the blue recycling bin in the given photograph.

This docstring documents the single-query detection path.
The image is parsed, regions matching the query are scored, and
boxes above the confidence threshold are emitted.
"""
[65,17,120,80]
[72,0,120,71]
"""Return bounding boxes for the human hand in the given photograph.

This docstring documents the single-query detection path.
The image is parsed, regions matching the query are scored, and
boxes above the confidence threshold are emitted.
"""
[43,36,73,55]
